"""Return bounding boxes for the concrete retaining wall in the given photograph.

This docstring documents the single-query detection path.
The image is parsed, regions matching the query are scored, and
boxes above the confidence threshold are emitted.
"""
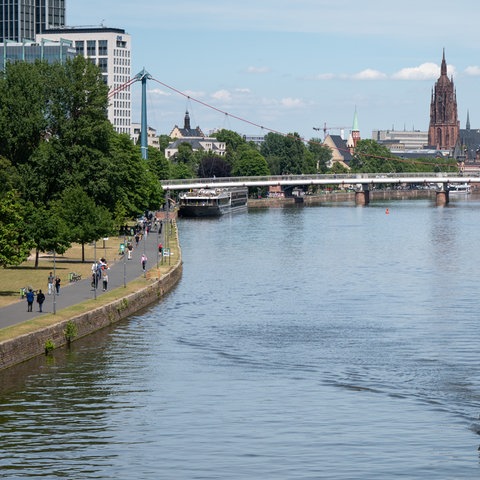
[0,260,183,372]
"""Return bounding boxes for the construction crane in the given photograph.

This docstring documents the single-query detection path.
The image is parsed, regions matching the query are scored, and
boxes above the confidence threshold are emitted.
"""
[313,122,350,139]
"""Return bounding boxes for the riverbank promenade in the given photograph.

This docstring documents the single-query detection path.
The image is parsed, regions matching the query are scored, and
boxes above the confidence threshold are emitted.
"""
[0,221,172,331]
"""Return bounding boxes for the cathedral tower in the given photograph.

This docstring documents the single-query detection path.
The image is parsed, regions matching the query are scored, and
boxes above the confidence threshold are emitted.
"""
[427,50,459,151]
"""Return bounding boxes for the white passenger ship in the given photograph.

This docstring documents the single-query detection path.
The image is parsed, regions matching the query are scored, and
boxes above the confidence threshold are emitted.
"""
[179,187,248,217]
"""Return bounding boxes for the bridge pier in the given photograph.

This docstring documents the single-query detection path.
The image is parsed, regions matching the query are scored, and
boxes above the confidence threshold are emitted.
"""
[355,187,370,205]
[436,190,449,206]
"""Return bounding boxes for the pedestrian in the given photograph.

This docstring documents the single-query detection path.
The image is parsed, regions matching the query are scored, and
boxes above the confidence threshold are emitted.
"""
[96,261,103,285]
[135,233,140,247]
[141,254,147,271]
[26,288,35,312]
[55,276,61,294]
[158,243,163,256]
[102,272,108,291]
[36,289,45,312]
[47,272,54,295]
[127,243,133,260]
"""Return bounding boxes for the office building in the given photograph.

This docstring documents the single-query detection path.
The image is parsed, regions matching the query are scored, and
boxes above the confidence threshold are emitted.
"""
[372,129,429,151]
[0,0,65,42]
[0,38,75,68]
[38,27,132,135]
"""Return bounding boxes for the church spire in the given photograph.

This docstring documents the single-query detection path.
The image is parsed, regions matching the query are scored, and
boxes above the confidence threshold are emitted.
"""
[466,110,471,130]
[441,48,447,76]
[184,110,191,130]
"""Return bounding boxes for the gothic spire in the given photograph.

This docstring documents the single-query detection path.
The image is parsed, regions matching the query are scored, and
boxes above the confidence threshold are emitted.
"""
[441,48,447,76]
[466,110,471,130]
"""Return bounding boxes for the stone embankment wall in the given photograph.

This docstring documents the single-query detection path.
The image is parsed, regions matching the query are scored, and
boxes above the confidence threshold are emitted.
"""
[248,189,435,207]
[0,259,182,372]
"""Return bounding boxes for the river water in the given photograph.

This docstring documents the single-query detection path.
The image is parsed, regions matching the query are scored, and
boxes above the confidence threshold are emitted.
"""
[1,196,480,479]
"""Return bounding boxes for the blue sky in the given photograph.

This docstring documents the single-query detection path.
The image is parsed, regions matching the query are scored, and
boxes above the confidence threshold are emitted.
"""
[68,0,480,141]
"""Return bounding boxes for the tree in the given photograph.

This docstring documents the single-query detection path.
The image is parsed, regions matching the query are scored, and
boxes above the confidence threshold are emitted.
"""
[0,61,49,166]
[350,139,403,173]
[0,191,32,268]
[147,146,171,180]
[106,134,163,217]
[198,154,231,178]
[231,144,270,177]
[308,138,332,173]
[260,132,311,174]
[24,203,70,268]
[58,187,114,262]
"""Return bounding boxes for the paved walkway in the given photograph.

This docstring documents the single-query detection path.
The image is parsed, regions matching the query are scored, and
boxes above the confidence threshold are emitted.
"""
[0,222,173,330]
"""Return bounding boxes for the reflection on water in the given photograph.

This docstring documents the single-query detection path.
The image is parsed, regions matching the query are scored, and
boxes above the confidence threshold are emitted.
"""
[1,198,480,479]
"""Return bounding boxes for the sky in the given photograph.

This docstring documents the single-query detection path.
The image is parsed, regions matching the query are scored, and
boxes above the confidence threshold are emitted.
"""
[68,0,480,141]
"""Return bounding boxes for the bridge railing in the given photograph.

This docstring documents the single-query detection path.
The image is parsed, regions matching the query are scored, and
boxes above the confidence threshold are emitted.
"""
[161,172,480,189]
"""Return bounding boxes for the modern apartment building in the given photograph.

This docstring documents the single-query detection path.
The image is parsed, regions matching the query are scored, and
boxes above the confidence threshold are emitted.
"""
[38,27,132,135]
[0,0,65,42]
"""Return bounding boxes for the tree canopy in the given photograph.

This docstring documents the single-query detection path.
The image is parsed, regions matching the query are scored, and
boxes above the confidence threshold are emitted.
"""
[0,57,163,266]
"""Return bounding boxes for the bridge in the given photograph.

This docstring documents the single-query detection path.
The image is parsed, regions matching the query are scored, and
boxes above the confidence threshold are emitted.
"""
[161,172,480,205]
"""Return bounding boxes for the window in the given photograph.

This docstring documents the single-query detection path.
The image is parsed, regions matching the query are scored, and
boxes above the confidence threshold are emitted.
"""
[75,40,84,55]
[86,40,96,56]
[98,39,108,56]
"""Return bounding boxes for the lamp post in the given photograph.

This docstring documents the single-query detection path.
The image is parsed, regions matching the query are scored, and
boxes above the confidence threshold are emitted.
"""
[53,249,57,315]
[123,228,127,288]
[165,190,169,265]
[93,240,97,300]
[143,226,147,278]
[156,220,159,270]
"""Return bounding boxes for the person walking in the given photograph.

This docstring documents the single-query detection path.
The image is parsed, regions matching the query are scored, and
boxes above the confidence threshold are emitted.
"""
[141,254,147,272]
[55,276,61,295]
[102,272,109,292]
[36,289,45,312]
[47,272,54,295]
[26,288,35,312]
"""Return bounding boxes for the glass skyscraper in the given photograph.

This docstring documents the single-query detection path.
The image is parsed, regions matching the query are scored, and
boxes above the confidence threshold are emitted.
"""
[0,0,65,42]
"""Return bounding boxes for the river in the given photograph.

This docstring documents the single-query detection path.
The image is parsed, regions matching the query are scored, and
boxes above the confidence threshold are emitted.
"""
[1,196,480,479]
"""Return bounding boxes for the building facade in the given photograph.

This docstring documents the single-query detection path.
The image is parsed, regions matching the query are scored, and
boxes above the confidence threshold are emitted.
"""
[38,27,132,135]
[372,129,428,151]
[0,38,75,68]
[132,123,160,149]
[427,50,460,151]
[165,111,226,159]
[0,0,65,42]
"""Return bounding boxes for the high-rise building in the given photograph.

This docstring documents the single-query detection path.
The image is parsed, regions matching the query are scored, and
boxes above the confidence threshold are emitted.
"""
[0,0,65,42]
[427,50,460,151]
[38,27,132,135]
[35,0,65,35]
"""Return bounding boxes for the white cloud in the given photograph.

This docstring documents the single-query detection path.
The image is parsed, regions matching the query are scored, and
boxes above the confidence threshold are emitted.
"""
[352,69,388,80]
[465,66,480,76]
[392,62,441,80]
